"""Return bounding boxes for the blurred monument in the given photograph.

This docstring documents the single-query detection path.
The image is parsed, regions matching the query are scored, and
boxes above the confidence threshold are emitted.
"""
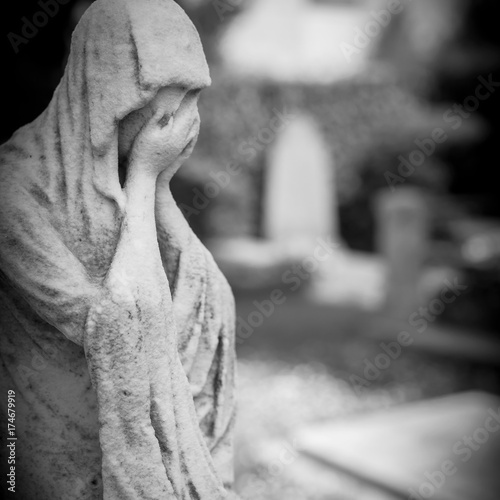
[263,113,336,250]
[209,114,338,291]
[375,187,428,318]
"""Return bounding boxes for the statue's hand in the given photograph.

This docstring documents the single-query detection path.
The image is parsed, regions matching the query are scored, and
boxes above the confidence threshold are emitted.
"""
[128,97,200,182]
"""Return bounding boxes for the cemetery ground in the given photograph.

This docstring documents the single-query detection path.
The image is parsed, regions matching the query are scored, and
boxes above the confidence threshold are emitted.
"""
[233,293,500,500]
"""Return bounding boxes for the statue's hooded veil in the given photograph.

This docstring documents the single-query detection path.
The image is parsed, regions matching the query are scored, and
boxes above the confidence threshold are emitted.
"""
[5,0,210,215]
[0,2,236,496]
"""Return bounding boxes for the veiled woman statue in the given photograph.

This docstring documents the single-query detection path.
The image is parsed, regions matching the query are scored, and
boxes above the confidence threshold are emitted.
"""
[0,1,238,498]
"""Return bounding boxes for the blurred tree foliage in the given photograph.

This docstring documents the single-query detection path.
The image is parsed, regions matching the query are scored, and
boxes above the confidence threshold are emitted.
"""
[186,71,453,249]
[177,0,500,253]
[3,0,498,253]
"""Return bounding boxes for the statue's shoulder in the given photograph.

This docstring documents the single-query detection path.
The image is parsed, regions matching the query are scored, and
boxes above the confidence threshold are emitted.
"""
[0,129,54,210]
[0,159,48,233]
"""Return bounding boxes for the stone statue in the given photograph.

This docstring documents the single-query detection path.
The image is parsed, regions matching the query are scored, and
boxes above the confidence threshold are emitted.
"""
[0,1,238,498]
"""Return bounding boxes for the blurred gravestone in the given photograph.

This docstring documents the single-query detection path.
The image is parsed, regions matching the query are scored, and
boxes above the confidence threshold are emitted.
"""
[375,187,428,317]
[207,114,338,291]
[263,113,336,251]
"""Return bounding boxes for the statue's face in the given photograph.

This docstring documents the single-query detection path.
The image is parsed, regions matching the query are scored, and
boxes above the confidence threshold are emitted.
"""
[118,86,202,163]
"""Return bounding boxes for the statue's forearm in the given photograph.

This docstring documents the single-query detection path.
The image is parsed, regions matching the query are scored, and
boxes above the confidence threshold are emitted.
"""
[84,168,228,499]
[84,297,176,500]
[84,172,174,498]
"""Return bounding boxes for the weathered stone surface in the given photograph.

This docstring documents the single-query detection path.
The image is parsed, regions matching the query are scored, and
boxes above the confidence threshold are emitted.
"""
[0,1,237,498]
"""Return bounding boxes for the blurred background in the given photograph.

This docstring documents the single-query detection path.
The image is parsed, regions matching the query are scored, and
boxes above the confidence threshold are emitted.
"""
[2,0,500,498]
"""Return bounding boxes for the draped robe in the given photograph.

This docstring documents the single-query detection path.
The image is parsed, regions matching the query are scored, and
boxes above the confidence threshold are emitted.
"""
[0,1,237,498]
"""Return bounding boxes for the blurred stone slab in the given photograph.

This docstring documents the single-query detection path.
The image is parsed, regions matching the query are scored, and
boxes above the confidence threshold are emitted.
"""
[282,453,401,500]
[310,249,386,311]
[294,392,500,500]
[207,237,304,291]
[210,234,385,309]
[375,187,429,318]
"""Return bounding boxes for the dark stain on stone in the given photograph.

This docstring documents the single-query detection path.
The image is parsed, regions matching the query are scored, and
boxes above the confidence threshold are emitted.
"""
[135,303,142,322]
[158,436,172,458]
[187,481,201,500]
[30,185,51,207]
[38,284,59,299]
[1,144,28,160]
[79,206,91,230]
[180,460,189,478]
[128,29,141,88]
[53,117,63,168]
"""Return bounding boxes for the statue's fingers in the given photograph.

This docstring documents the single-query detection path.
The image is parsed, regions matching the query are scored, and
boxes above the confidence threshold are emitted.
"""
[170,97,198,141]
[179,122,199,157]
[147,105,173,134]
